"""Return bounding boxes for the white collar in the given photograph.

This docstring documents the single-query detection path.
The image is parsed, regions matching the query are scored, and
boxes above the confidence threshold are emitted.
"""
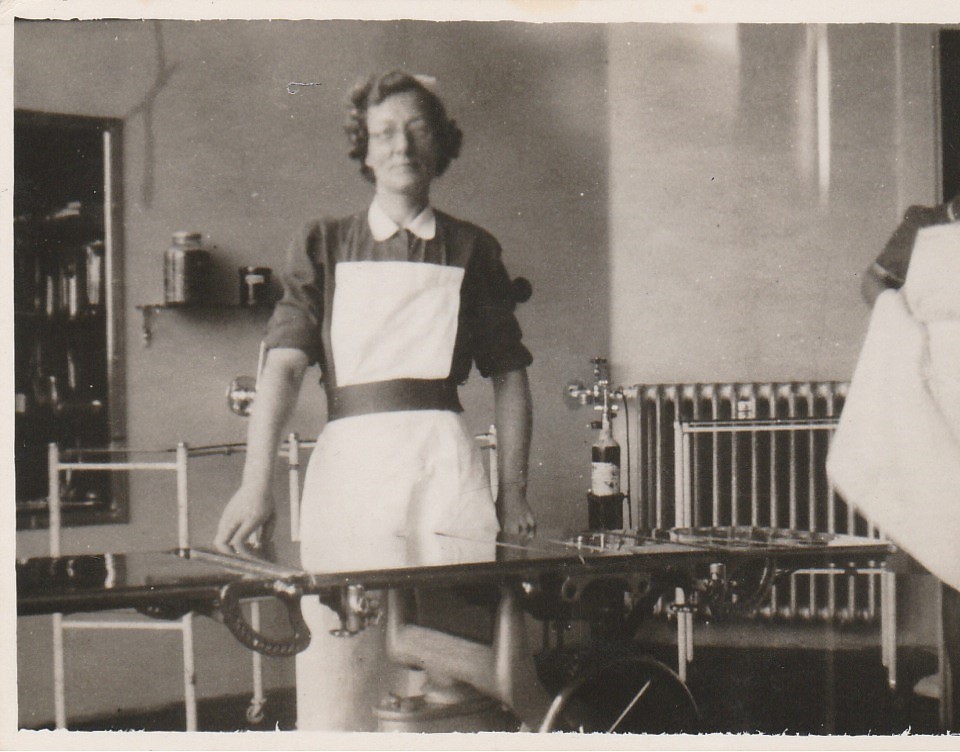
[368,200,437,242]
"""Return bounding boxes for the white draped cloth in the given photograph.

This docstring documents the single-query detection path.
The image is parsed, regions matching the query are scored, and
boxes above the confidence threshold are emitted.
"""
[827,223,960,591]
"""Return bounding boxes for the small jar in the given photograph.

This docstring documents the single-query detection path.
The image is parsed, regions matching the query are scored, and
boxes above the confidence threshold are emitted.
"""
[238,266,272,308]
[164,231,209,306]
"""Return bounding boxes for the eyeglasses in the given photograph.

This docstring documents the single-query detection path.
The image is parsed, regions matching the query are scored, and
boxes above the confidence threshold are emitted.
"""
[368,120,436,145]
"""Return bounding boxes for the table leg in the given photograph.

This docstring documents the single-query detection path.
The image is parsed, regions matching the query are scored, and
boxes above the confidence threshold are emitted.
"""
[385,587,552,730]
[942,583,960,732]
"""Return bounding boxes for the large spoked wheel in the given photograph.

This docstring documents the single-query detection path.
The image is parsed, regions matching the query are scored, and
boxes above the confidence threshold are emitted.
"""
[538,654,700,733]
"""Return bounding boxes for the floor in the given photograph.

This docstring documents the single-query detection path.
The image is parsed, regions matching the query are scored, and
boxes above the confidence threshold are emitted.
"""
[672,644,940,735]
[37,643,944,735]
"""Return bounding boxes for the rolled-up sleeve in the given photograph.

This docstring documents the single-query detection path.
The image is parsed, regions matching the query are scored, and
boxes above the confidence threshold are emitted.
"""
[462,233,533,379]
[262,220,324,367]
[875,204,948,287]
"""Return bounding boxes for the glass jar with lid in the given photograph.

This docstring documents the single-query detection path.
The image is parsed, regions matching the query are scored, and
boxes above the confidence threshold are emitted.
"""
[164,231,209,306]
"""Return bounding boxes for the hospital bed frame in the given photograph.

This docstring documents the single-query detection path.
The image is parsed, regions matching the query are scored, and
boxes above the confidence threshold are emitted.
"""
[43,428,492,730]
[45,434,321,730]
[673,416,898,688]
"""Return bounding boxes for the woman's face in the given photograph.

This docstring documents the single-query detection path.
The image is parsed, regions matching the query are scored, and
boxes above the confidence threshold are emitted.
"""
[364,91,441,198]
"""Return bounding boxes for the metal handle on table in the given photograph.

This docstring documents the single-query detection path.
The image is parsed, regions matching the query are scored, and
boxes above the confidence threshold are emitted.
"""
[218,580,312,657]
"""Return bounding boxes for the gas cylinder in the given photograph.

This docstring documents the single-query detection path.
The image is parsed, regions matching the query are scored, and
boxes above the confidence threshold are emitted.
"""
[588,408,624,529]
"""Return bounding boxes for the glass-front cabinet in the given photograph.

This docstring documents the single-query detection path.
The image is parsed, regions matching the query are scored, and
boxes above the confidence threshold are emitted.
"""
[14,110,126,529]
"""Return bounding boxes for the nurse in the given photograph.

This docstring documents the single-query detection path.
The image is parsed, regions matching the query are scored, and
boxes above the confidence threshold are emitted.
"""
[214,70,535,730]
[857,191,960,730]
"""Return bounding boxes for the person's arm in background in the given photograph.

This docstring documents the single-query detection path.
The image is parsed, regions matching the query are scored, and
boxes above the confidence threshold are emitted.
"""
[862,195,960,307]
[492,367,535,535]
[861,260,902,307]
[215,347,309,555]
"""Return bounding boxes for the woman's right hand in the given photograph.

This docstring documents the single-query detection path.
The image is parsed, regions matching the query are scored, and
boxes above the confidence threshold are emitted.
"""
[214,485,276,557]
[213,347,308,557]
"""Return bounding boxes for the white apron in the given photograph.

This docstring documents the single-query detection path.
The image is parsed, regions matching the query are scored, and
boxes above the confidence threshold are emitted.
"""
[296,260,499,731]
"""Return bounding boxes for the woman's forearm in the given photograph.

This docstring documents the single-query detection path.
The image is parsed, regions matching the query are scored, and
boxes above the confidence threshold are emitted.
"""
[240,348,310,493]
[492,368,532,495]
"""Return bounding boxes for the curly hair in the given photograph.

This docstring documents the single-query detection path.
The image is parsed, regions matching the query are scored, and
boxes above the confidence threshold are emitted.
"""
[345,70,464,183]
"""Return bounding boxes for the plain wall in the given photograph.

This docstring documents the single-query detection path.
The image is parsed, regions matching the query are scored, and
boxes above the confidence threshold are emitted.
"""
[13,19,946,727]
[13,19,610,726]
[608,23,940,384]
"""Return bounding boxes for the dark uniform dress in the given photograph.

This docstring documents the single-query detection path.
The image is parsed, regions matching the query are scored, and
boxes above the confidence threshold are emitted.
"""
[870,203,954,289]
[262,203,532,730]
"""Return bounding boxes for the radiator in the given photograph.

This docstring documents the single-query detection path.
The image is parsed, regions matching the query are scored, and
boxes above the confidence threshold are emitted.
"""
[629,381,884,624]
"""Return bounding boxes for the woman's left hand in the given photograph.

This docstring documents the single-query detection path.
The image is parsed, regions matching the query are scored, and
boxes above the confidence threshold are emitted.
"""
[498,486,536,537]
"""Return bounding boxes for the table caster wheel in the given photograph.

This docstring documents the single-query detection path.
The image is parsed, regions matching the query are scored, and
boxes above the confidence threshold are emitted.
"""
[246,702,265,725]
[539,654,699,733]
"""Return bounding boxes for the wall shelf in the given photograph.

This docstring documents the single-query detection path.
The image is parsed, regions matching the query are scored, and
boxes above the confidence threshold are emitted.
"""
[135,302,274,346]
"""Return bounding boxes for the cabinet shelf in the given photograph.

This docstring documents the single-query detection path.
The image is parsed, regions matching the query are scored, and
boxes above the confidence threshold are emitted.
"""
[17,308,105,322]
[16,214,104,244]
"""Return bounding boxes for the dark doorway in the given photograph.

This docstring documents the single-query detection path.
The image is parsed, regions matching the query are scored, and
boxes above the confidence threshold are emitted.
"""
[940,29,960,200]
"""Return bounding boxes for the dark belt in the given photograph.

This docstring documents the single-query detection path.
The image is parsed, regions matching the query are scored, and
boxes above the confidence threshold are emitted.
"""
[326,378,463,422]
